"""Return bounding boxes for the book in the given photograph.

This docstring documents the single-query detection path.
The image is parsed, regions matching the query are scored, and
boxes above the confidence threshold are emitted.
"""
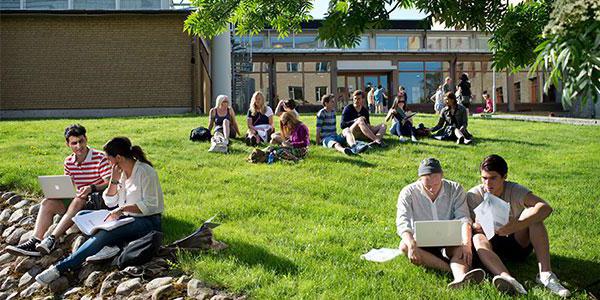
[72,209,135,236]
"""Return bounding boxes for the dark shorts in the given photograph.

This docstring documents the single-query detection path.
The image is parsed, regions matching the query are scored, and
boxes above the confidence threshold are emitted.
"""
[489,234,533,261]
[421,246,449,262]
[215,125,237,138]
[61,192,108,210]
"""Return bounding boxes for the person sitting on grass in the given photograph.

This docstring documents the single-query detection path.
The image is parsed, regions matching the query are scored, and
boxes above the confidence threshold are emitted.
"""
[386,95,418,143]
[267,112,309,161]
[315,94,357,156]
[36,137,164,285]
[207,95,241,144]
[466,155,570,297]
[429,92,473,145]
[396,158,485,289]
[272,99,299,143]
[245,91,274,146]
[482,91,494,113]
[6,124,110,257]
[340,90,387,147]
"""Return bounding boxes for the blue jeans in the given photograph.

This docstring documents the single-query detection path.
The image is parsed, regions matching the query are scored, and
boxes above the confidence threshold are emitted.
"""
[390,121,415,137]
[55,215,161,273]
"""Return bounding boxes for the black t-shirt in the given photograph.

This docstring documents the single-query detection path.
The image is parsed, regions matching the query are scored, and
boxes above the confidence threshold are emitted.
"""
[340,105,370,129]
[247,107,272,126]
[458,80,471,96]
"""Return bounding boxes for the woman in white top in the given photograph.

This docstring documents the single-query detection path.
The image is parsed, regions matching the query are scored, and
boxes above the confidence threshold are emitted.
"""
[36,137,164,285]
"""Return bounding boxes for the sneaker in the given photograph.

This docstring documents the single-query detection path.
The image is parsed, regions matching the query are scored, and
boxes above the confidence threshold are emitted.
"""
[464,138,472,145]
[493,274,527,295]
[5,238,41,257]
[399,136,409,143]
[536,272,571,298]
[343,147,354,156]
[456,136,465,145]
[35,266,60,285]
[448,268,486,289]
[411,135,418,143]
[36,235,56,255]
[86,246,121,263]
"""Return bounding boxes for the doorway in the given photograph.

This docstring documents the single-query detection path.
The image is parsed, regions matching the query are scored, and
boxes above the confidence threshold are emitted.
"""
[336,73,390,110]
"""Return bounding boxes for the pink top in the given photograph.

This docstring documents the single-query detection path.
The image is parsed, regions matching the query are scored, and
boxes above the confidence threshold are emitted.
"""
[289,123,310,148]
[485,98,493,112]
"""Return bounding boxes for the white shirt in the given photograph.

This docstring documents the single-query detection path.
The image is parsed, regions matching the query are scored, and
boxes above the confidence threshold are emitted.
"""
[103,161,164,216]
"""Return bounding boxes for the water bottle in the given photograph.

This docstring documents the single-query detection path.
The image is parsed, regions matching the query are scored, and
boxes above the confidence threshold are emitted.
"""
[267,152,275,164]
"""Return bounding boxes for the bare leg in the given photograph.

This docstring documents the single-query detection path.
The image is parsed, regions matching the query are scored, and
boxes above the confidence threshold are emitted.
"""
[333,142,347,154]
[351,119,379,142]
[514,222,551,273]
[222,119,231,141]
[446,246,469,281]
[473,233,511,277]
[370,124,387,141]
[400,240,451,272]
[33,199,66,240]
[51,196,86,238]
[454,128,465,140]
[342,128,356,147]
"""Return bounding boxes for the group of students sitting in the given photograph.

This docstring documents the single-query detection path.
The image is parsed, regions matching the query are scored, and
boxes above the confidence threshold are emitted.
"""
[205,87,474,160]
[6,124,165,286]
[397,155,570,297]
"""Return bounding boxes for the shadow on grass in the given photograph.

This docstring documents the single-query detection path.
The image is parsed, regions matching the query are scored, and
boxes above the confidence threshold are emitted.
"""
[161,214,201,244]
[319,154,377,168]
[504,254,600,297]
[476,137,547,147]
[213,239,299,276]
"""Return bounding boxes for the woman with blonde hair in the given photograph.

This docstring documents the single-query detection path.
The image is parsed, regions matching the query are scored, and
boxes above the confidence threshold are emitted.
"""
[208,95,241,143]
[246,91,274,146]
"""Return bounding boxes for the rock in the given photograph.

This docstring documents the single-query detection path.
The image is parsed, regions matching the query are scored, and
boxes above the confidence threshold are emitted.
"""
[38,248,64,268]
[1,192,15,201]
[18,267,41,287]
[83,270,103,287]
[18,230,34,245]
[0,209,11,223]
[7,195,22,206]
[12,200,29,209]
[19,282,41,298]
[1,225,16,239]
[63,286,83,297]
[0,267,11,278]
[151,283,173,300]
[71,235,86,252]
[210,295,233,300]
[0,292,11,300]
[0,253,14,266]
[145,276,173,291]
[65,225,80,235]
[8,209,26,223]
[43,224,57,238]
[48,276,69,294]
[176,275,190,285]
[78,264,101,282]
[115,278,142,296]
[53,215,62,225]
[188,279,214,300]
[6,227,27,245]
[18,216,35,226]
[28,204,40,216]
[4,292,17,300]
[80,294,94,300]
[0,277,17,292]
[14,257,35,273]
[99,271,124,297]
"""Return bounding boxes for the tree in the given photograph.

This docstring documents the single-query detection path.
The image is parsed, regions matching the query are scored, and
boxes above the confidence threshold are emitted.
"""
[184,0,599,106]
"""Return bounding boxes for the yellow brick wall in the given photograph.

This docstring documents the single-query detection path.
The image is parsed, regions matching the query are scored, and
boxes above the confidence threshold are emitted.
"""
[0,13,194,110]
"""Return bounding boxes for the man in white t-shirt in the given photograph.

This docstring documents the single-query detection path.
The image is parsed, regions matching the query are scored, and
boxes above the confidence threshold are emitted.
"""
[467,155,570,297]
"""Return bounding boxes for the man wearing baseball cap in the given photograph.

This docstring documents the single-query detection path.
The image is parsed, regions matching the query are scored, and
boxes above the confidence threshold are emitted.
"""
[396,158,485,288]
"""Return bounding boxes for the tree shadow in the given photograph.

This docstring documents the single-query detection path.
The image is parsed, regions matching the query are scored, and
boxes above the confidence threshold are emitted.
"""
[319,153,377,168]
[475,137,547,147]
[161,214,202,244]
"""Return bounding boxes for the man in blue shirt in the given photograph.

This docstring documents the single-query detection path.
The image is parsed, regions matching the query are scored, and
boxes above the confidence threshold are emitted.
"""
[315,94,355,155]
[374,85,388,114]
[341,90,387,147]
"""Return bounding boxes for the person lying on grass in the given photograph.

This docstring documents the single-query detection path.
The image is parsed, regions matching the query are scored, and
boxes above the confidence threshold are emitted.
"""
[6,124,110,258]
[396,158,485,288]
[428,92,473,145]
[315,94,357,156]
[467,154,570,297]
[36,137,164,285]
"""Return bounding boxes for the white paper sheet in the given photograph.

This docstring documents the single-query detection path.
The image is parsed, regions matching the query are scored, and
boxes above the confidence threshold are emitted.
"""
[473,192,510,240]
[72,209,135,236]
[360,248,403,263]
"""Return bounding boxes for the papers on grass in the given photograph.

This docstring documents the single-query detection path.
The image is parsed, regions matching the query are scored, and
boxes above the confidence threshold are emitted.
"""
[473,192,510,240]
[360,248,403,263]
[72,209,135,236]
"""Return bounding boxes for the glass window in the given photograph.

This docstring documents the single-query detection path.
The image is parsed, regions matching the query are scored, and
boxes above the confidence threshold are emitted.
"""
[425,62,442,71]
[295,35,318,49]
[477,37,489,50]
[271,35,293,48]
[315,62,329,72]
[249,35,264,49]
[449,37,469,50]
[399,62,424,71]
[408,36,421,50]
[398,37,408,50]
[426,37,447,50]
[287,63,300,72]
[399,72,424,104]
[120,0,158,8]
[25,0,68,9]
[0,0,20,9]
[376,36,397,50]
[288,86,304,101]
[276,62,302,72]
[315,87,328,102]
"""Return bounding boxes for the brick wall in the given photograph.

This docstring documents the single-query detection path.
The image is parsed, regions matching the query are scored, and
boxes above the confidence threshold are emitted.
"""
[0,13,194,110]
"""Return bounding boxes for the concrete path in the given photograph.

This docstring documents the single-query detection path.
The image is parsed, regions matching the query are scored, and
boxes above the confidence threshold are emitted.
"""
[474,114,600,126]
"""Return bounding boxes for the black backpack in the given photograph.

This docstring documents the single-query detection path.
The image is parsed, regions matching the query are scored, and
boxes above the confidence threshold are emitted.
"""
[189,127,211,142]
[114,230,163,269]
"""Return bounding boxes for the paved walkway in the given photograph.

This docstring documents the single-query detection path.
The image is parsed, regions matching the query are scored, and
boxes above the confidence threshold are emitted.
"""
[474,114,600,126]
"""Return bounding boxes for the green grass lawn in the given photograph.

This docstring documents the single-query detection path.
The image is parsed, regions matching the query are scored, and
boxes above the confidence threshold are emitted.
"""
[1,114,599,299]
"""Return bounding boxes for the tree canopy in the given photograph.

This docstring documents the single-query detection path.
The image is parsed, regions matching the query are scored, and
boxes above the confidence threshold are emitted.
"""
[184,0,600,105]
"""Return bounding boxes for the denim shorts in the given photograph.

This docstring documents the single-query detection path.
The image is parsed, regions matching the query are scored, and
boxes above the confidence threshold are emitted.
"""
[322,134,345,148]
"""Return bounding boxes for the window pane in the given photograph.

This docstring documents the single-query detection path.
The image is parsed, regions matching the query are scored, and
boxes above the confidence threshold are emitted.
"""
[399,62,424,71]
[121,0,158,8]
[276,62,302,72]
[271,36,293,48]
[250,35,264,49]
[449,37,469,50]
[408,36,421,50]
[426,37,447,50]
[295,35,318,49]
[376,36,397,50]
[398,37,408,50]
[425,62,442,71]
[352,36,370,49]
[25,0,67,9]
[0,0,20,9]
[399,72,424,104]
[315,62,330,72]
[74,0,116,9]
[306,73,331,103]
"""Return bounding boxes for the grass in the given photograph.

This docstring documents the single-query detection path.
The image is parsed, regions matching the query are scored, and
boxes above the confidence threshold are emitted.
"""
[1,114,599,299]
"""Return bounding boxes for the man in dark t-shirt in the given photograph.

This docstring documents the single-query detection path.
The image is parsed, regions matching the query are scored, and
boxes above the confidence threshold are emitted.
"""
[340,90,387,146]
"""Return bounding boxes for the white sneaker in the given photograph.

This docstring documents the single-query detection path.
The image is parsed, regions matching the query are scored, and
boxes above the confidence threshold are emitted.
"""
[493,274,527,295]
[411,135,418,143]
[448,268,485,289]
[86,246,121,263]
[35,266,60,285]
[536,272,571,298]
[399,136,409,142]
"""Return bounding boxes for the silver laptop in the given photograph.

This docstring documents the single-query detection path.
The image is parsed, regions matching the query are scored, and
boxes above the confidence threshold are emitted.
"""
[38,175,77,199]
[414,220,463,247]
